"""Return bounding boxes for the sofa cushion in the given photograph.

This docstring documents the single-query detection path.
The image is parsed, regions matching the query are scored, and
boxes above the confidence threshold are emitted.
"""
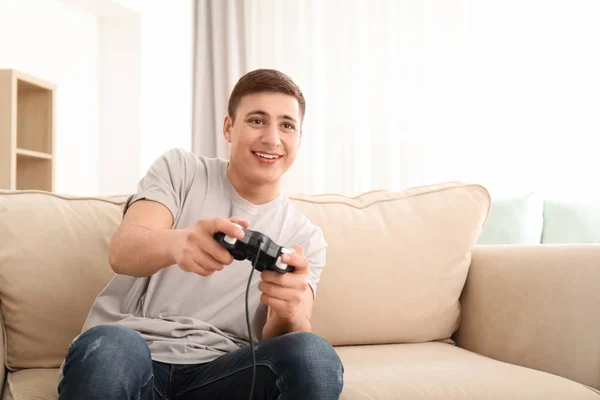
[289,182,490,346]
[477,192,544,244]
[542,199,600,243]
[336,342,600,399]
[2,369,59,400]
[0,190,124,369]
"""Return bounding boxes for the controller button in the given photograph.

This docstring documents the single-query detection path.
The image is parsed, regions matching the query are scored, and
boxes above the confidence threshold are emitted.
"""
[275,248,295,270]
[224,222,244,245]
[224,235,237,245]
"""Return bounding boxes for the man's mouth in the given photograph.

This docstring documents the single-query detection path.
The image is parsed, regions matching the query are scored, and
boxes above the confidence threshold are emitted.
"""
[252,151,283,160]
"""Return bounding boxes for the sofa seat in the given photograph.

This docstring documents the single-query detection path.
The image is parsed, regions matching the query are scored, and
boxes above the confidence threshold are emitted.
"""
[2,368,59,400]
[4,343,598,400]
[337,342,600,399]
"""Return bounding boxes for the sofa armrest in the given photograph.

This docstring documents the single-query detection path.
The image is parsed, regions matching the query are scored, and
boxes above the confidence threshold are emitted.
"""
[454,244,600,391]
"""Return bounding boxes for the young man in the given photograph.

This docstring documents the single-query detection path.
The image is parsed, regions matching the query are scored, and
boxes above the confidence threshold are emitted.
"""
[57,69,344,399]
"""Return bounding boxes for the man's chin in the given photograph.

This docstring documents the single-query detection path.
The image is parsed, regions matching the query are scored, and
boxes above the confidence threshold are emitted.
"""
[248,168,284,185]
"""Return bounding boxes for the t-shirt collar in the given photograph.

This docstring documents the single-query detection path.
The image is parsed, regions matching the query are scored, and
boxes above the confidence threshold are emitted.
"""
[221,160,283,215]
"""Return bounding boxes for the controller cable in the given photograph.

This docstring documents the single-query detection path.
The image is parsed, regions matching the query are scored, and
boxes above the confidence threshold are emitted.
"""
[245,239,263,400]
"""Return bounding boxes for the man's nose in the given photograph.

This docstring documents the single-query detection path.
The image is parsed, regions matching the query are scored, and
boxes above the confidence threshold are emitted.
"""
[261,125,281,146]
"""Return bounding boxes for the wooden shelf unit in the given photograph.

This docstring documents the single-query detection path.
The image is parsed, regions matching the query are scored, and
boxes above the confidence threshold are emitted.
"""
[0,69,56,192]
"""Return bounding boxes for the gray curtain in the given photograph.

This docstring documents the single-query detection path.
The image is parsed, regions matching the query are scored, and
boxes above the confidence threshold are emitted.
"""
[192,0,247,159]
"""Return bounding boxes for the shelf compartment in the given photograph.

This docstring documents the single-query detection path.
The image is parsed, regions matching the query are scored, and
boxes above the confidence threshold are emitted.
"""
[16,153,53,191]
[0,69,56,192]
[16,79,54,154]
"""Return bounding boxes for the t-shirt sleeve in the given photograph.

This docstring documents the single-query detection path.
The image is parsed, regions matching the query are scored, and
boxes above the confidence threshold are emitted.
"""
[302,226,328,299]
[123,148,195,224]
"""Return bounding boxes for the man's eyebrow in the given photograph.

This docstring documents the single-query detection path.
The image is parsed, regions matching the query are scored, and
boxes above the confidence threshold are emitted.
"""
[280,115,298,124]
[245,110,298,124]
[245,110,269,117]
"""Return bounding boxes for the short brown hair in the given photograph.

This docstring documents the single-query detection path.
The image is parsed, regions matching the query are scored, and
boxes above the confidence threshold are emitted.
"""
[227,69,306,123]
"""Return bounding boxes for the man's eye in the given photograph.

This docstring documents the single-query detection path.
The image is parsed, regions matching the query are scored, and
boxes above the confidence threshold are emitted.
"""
[283,123,295,130]
[250,118,263,125]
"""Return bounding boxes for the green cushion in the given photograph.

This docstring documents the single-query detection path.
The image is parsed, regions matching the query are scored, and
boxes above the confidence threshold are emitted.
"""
[542,199,600,243]
[477,193,544,245]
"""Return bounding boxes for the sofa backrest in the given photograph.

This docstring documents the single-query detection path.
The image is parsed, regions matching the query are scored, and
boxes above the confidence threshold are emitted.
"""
[0,190,126,370]
[0,182,490,369]
[290,182,490,346]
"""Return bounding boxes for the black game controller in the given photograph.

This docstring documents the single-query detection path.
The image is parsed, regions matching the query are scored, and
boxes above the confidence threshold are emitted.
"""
[214,223,296,273]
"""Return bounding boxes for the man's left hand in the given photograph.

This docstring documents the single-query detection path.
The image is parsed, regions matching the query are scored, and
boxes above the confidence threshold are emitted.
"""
[258,245,309,320]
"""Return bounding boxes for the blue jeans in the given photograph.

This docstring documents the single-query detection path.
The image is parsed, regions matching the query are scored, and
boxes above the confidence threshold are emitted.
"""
[58,325,344,399]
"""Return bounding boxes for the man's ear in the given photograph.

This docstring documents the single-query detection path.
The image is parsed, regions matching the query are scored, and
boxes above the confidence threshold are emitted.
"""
[223,115,233,143]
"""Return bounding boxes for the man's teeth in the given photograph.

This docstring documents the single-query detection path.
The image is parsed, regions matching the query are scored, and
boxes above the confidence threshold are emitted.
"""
[254,152,279,159]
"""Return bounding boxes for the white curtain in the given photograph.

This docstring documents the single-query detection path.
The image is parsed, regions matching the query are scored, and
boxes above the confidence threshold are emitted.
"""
[193,0,247,159]
[194,0,600,198]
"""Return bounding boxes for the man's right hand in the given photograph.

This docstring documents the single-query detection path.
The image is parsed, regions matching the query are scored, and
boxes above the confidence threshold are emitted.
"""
[172,217,250,276]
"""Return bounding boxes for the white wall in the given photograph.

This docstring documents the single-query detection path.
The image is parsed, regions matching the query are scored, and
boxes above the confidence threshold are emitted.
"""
[95,0,193,196]
[92,0,194,195]
[96,0,194,195]
[1,0,194,196]
[0,0,99,195]
[136,0,194,176]
[104,0,195,182]
[97,16,141,195]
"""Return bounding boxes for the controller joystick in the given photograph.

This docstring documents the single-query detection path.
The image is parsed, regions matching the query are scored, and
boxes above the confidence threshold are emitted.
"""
[214,223,295,273]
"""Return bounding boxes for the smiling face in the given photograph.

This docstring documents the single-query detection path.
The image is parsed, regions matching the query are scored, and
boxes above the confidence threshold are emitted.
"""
[223,91,303,195]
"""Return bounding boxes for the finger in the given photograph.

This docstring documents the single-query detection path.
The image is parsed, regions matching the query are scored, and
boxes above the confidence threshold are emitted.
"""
[212,218,246,240]
[179,257,213,276]
[202,234,235,265]
[228,217,250,229]
[190,265,214,277]
[281,246,309,272]
[258,280,305,302]
[193,248,225,273]
[291,245,304,256]
[260,293,298,317]
[261,270,308,290]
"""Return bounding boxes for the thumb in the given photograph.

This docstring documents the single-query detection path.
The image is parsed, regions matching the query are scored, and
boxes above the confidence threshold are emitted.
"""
[228,216,250,229]
[290,244,304,256]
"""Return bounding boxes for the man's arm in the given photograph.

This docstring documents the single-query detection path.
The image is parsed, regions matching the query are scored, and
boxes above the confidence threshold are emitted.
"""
[109,200,180,277]
[109,199,249,278]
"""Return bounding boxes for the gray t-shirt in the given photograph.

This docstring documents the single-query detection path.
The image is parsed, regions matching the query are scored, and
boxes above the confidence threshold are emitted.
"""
[79,148,328,365]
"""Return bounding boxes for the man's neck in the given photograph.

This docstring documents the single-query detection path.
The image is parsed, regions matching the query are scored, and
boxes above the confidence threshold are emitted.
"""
[227,164,280,205]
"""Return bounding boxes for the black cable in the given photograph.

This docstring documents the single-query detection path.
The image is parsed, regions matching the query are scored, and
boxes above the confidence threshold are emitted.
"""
[246,242,262,400]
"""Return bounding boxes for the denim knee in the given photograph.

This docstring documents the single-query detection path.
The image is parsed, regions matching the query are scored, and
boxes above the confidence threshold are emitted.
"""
[277,332,344,398]
[72,325,150,368]
[58,325,153,399]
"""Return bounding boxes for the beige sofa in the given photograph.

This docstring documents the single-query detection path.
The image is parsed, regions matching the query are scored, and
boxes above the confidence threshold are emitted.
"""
[1,183,599,399]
